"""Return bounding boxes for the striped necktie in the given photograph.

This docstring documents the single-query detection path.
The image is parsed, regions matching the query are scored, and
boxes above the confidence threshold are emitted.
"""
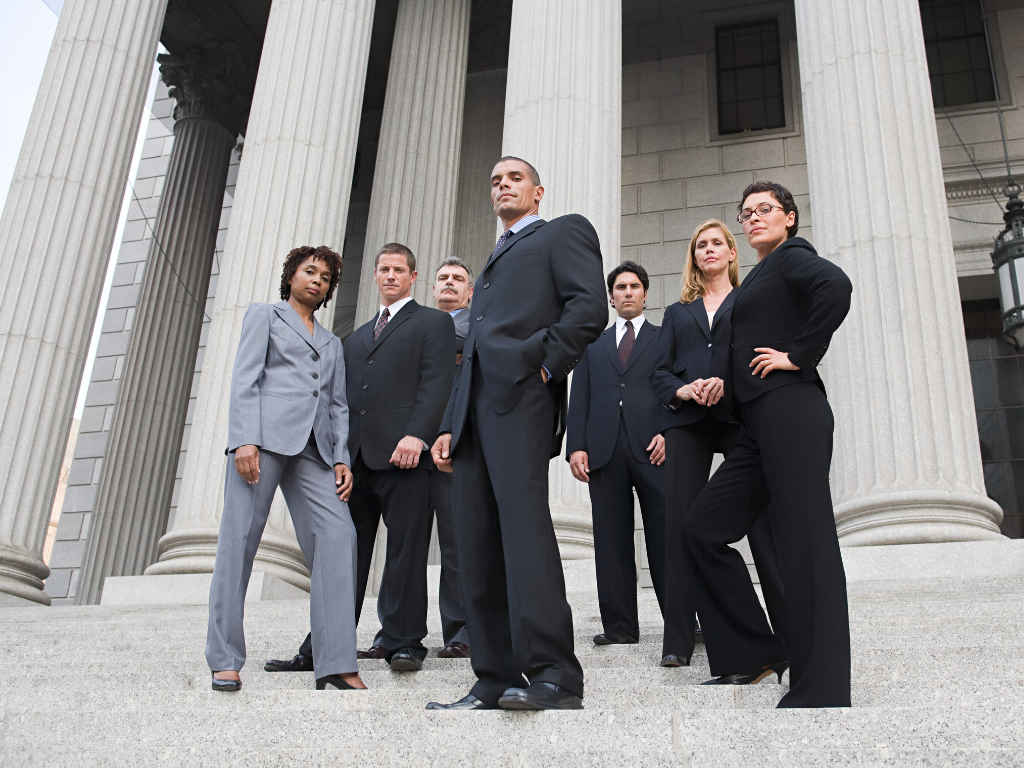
[373,307,390,340]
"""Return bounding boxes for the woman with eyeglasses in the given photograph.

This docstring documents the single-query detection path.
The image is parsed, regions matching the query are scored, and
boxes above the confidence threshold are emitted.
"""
[681,182,853,708]
[650,220,788,670]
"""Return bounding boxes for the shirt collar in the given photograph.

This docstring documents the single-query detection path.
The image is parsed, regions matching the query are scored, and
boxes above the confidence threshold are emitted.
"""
[504,213,541,237]
[449,307,467,317]
[616,314,645,332]
[380,295,413,319]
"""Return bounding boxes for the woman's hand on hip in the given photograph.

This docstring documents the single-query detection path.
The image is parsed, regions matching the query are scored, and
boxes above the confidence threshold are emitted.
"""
[751,348,799,378]
[235,445,260,484]
[334,463,353,502]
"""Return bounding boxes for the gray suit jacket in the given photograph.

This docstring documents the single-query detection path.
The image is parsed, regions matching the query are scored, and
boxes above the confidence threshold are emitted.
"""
[227,301,350,467]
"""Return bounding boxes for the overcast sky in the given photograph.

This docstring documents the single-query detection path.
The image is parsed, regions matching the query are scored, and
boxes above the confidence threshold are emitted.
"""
[1,0,157,419]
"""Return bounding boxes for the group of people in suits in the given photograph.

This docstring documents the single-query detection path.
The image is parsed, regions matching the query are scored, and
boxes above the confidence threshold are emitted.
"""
[204,154,854,710]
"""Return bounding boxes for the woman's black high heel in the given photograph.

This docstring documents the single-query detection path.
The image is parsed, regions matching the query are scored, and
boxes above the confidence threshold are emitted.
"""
[316,674,362,690]
[211,672,241,692]
[701,660,788,686]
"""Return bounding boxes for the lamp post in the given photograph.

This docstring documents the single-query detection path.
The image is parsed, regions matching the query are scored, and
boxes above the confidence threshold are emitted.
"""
[992,183,1024,349]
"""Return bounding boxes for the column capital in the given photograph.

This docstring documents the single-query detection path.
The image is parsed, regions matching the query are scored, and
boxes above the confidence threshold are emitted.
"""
[158,43,255,137]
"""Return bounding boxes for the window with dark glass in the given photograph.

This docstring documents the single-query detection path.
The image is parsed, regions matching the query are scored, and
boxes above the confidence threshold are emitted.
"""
[920,0,997,108]
[964,299,1024,538]
[715,19,785,135]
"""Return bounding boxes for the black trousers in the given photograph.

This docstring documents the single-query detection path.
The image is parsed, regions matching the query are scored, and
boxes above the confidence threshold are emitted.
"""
[588,415,666,640]
[662,417,788,660]
[451,367,584,706]
[371,467,469,646]
[683,383,851,708]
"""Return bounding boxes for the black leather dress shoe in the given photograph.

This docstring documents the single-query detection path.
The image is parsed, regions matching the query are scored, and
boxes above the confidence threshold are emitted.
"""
[316,674,363,690]
[211,672,241,692]
[593,633,638,646]
[425,694,496,710]
[264,653,314,673]
[357,645,388,660]
[701,660,789,686]
[660,654,690,667]
[389,650,424,671]
[437,641,471,658]
[498,681,583,710]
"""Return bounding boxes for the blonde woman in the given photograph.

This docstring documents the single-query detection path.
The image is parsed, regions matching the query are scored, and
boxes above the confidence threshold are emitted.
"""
[649,220,787,669]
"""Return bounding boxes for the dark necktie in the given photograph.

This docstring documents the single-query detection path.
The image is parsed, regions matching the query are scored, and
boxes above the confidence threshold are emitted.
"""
[618,319,635,366]
[373,307,390,340]
[491,229,512,258]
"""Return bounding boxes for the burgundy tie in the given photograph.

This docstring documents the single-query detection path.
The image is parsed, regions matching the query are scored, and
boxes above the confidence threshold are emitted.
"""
[618,320,635,366]
[373,307,390,340]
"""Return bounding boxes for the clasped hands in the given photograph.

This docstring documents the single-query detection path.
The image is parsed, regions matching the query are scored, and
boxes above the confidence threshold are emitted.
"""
[234,444,353,501]
[675,377,725,406]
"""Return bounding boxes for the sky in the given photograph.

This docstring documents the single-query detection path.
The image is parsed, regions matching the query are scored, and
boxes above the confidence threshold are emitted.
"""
[0,0,157,419]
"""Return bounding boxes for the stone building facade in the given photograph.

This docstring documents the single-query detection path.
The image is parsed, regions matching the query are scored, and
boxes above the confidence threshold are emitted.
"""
[0,0,1019,607]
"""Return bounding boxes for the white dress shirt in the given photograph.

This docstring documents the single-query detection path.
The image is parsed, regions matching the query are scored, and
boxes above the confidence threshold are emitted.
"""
[379,294,413,321]
[615,314,646,345]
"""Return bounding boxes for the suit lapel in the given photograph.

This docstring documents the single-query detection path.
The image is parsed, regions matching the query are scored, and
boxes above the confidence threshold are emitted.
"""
[599,326,622,373]
[733,256,769,307]
[621,321,656,374]
[482,220,545,274]
[368,299,417,354]
[274,301,317,351]
[709,290,737,333]
[683,297,711,341]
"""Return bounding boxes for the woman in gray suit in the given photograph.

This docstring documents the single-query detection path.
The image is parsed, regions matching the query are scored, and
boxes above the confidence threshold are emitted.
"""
[207,245,364,692]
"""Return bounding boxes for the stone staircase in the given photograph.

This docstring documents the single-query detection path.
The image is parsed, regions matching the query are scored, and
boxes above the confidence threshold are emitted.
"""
[1,571,1022,766]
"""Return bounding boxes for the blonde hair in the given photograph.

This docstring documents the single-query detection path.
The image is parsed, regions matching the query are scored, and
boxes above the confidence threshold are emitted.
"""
[680,220,741,304]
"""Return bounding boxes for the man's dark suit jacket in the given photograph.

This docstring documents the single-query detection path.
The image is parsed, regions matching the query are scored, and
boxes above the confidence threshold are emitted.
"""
[729,237,852,404]
[345,300,456,470]
[650,294,739,431]
[565,321,664,471]
[440,214,608,457]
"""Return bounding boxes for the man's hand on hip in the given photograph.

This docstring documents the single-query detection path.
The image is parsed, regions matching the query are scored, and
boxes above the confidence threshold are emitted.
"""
[390,435,424,469]
[431,434,453,474]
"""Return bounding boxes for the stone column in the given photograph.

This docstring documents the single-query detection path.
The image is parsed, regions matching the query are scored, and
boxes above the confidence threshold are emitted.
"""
[353,0,472,325]
[502,0,622,558]
[794,0,1004,545]
[0,0,167,606]
[76,45,254,605]
[145,0,376,586]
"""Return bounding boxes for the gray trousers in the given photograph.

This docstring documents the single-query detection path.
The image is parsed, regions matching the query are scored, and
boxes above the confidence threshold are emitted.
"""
[206,439,358,677]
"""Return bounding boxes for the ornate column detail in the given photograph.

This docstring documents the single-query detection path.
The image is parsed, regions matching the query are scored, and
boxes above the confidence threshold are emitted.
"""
[0,0,168,606]
[353,0,472,325]
[793,0,1004,545]
[146,0,376,587]
[502,0,622,558]
[76,45,255,605]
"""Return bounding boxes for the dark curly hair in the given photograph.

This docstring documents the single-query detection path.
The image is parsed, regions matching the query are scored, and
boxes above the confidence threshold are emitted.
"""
[739,180,799,238]
[280,245,343,310]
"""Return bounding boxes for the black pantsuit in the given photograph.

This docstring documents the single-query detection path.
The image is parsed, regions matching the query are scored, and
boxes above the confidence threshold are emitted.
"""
[662,417,788,660]
[682,236,854,708]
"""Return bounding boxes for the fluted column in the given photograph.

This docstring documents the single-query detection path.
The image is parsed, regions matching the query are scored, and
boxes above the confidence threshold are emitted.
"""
[145,0,376,586]
[0,0,167,606]
[76,45,254,605]
[353,0,471,324]
[794,0,1004,545]
[502,0,621,558]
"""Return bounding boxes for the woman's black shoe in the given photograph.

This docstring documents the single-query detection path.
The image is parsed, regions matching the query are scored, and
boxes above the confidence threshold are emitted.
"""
[316,674,362,690]
[211,672,241,692]
[660,654,690,667]
[701,660,788,686]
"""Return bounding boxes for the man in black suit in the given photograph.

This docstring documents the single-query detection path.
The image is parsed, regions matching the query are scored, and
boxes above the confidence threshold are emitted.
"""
[566,261,667,647]
[266,243,455,673]
[428,157,607,711]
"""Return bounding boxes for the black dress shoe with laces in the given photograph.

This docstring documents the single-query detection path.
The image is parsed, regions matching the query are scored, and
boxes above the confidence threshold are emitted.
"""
[389,649,424,671]
[498,681,583,710]
[701,660,789,686]
[593,633,638,646]
[425,694,496,710]
[264,653,314,673]
[660,654,690,667]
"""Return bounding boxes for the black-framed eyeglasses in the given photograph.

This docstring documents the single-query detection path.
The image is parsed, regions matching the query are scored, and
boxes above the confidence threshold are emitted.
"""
[737,203,784,223]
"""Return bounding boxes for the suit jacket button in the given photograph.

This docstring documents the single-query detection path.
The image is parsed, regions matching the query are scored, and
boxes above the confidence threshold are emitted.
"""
[476,316,483,321]
[312,373,319,379]
[362,384,368,390]
[620,383,626,388]
[312,391,319,397]
[708,343,712,348]
[368,360,374,365]
[312,354,319,362]
[360,409,366,415]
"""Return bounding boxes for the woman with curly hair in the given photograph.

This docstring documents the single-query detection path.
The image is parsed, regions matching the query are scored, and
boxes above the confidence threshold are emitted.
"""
[206,245,366,692]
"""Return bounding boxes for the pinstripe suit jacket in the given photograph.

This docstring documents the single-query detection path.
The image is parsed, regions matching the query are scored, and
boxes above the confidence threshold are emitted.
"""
[227,301,350,467]
[650,294,738,431]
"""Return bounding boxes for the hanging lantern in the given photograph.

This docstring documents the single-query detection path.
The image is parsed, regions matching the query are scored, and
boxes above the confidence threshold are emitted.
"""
[992,182,1024,349]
